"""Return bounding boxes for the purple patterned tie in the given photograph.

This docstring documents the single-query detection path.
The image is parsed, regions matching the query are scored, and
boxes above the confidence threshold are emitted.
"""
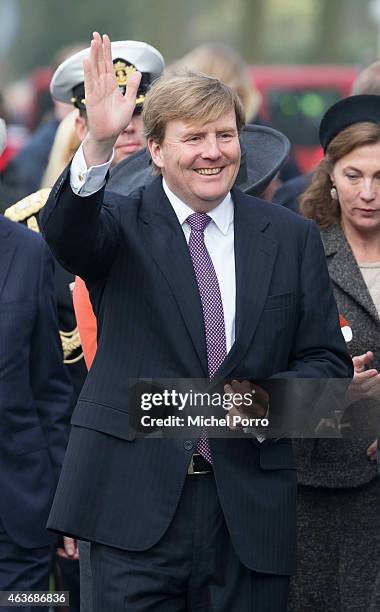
[187,213,227,462]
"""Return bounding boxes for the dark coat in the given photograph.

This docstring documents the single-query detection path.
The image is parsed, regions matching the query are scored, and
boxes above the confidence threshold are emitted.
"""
[40,171,352,575]
[272,173,312,213]
[4,191,88,403]
[294,224,380,488]
[0,178,23,214]
[0,216,72,548]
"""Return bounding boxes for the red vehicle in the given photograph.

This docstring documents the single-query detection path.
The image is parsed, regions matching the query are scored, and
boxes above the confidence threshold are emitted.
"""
[249,65,359,172]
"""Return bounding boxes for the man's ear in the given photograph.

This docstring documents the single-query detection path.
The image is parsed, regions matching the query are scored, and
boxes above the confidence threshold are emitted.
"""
[148,138,164,169]
[75,115,88,143]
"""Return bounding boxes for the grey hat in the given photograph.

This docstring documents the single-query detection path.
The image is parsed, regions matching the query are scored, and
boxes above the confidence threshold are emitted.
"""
[50,40,165,111]
[108,124,290,198]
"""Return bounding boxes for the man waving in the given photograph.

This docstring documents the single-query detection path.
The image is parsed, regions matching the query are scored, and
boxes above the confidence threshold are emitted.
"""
[41,33,352,612]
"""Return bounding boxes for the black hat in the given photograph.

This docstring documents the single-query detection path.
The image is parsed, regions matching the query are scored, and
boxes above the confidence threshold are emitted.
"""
[50,41,164,112]
[319,94,380,152]
[108,124,290,198]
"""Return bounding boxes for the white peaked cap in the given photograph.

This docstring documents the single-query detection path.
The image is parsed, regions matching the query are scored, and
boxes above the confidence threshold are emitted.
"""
[50,40,165,104]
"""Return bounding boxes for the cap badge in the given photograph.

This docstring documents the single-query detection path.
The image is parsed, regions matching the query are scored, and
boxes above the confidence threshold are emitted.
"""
[113,59,137,93]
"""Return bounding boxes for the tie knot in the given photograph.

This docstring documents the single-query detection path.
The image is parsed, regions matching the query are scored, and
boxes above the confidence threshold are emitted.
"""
[187,212,211,233]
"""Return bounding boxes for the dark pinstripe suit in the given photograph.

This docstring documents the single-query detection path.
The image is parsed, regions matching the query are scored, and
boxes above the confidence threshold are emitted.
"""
[40,169,352,579]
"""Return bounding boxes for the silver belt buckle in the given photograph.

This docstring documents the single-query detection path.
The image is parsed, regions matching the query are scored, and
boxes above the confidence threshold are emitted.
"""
[187,453,211,475]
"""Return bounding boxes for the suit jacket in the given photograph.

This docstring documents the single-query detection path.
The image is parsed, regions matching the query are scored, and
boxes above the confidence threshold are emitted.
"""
[294,224,380,488]
[40,170,352,575]
[0,216,72,548]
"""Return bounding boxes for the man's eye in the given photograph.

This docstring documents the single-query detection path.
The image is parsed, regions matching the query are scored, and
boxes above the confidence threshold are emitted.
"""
[219,133,233,139]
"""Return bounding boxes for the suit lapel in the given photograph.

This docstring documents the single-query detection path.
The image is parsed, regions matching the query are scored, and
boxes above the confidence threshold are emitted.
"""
[0,220,15,298]
[218,190,278,379]
[140,179,208,375]
[322,225,379,323]
[139,182,278,379]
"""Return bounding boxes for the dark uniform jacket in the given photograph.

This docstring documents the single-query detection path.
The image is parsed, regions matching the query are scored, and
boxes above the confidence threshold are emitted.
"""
[0,216,72,547]
[5,189,87,402]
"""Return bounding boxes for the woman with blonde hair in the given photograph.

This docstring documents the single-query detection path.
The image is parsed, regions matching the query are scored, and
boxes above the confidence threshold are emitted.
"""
[167,43,261,122]
[41,108,81,187]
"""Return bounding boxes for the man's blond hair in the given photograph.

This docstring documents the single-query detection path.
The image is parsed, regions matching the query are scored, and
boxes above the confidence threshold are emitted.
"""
[142,71,246,144]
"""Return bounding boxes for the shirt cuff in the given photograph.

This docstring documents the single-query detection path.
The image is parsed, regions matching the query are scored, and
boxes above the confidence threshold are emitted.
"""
[70,143,114,197]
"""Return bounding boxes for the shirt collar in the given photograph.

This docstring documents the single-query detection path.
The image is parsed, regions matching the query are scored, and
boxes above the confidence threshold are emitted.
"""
[162,178,233,236]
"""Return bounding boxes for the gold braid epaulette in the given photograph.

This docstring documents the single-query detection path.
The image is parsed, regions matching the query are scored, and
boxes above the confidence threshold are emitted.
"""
[4,188,51,225]
[5,188,84,367]
[60,328,84,364]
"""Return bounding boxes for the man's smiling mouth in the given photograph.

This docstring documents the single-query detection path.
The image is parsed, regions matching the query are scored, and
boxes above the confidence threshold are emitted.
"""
[194,168,223,175]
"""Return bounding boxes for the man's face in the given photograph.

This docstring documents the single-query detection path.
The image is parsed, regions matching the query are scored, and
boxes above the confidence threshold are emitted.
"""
[76,112,146,165]
[149,110,241,212]
[113,113,146,164]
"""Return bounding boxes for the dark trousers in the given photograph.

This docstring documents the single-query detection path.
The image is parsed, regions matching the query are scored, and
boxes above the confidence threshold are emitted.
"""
[78,541,92,612]
[54,555,80,612]
[91,475,289,611]
[0,517,52,612]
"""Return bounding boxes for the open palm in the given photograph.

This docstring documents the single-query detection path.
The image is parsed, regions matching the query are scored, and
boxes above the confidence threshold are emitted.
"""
[83,32,141,144]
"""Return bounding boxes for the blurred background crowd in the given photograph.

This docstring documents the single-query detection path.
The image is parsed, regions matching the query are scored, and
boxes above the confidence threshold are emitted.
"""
[2,0,380,203]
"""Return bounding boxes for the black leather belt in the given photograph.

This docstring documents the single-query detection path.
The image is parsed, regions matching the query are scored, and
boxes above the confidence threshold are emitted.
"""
[187,453,213,475]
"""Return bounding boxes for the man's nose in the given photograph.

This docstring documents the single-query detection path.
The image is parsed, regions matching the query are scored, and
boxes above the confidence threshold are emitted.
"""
[201,136,222,160]
[124,117,137,133]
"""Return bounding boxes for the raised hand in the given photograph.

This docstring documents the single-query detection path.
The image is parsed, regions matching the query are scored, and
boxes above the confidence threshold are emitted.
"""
[82,32,142,166]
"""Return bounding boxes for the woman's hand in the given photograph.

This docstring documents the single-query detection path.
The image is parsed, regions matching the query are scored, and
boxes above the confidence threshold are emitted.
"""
[346,351,380,402]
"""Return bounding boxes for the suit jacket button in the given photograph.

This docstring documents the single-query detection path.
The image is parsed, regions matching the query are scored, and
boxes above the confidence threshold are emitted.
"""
[184,440,194,451]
